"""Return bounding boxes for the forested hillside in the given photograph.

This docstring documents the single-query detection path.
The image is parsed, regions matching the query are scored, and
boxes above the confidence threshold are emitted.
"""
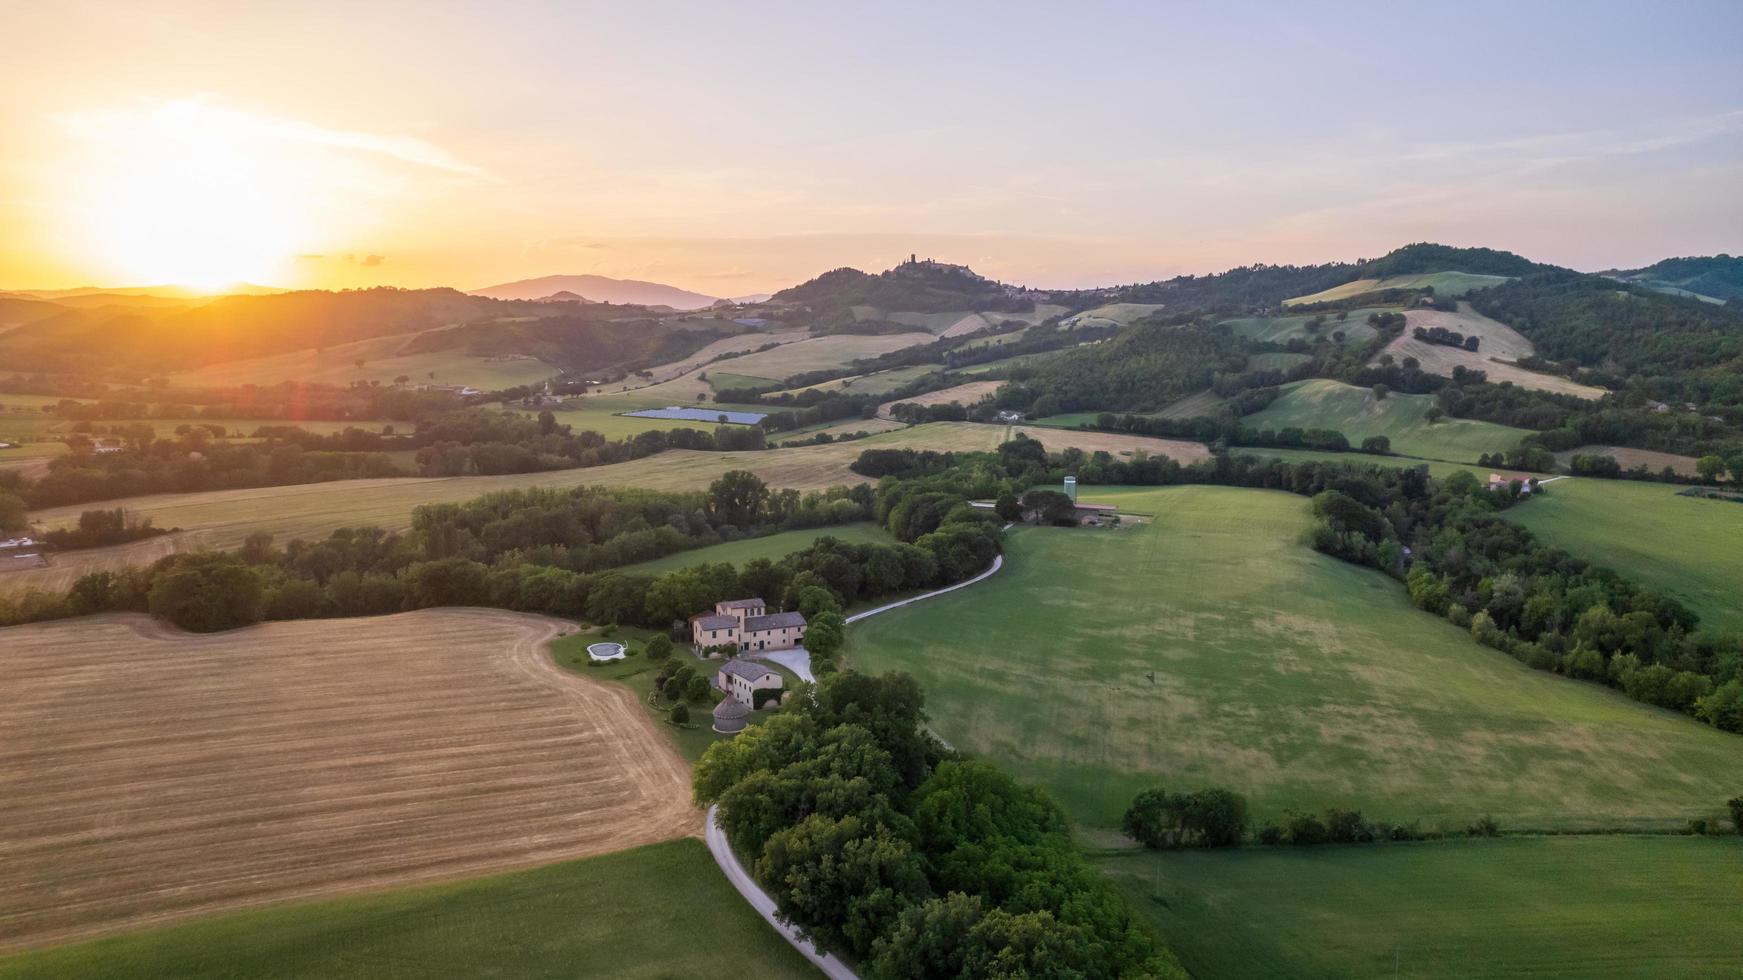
[1614,255,1743,302]
[0,288,558,375]
[1469,272,1743,401]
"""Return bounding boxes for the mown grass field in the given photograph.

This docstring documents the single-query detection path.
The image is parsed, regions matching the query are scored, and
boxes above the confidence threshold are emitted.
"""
[1241,379,1529,462]
[1285,271,1512,306]
[1218,307,1386,346]
[1100,835,1743,980]
[618,522,895,575]
[513,390,774,440]
[1507,477,1743,634]
[0,839,815,980]
[847,487,1743,832]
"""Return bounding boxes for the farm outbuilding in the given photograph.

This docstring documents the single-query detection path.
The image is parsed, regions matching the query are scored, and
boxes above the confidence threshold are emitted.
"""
[711,696,750,734]
[715,659,783,707]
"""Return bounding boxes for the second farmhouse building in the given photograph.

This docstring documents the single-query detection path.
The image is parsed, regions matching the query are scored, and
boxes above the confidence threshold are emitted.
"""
[690,598,808,652]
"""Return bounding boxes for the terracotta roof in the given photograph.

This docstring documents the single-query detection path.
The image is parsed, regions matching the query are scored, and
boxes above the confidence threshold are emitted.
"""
[744,611,806,632]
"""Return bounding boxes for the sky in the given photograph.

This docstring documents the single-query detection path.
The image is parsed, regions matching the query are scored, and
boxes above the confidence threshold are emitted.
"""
[3,0,1740,295]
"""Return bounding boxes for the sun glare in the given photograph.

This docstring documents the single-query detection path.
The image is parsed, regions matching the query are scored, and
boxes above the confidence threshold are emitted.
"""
[60,100,310,289]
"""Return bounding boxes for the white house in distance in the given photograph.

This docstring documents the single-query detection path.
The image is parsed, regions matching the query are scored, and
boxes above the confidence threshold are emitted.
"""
[689,598,807,652]
[1487,472,1534,494]
[714,659,784,708]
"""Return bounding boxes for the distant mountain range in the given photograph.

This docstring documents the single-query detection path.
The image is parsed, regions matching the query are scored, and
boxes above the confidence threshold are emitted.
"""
[470,274,721,310]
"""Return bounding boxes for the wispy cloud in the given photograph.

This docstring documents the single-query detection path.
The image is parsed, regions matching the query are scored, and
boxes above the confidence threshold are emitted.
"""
[55,96,489,178]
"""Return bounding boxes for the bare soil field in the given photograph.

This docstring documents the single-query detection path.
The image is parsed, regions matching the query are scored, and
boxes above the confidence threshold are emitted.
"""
[1554,444,1704,477]
[879,380,1002,417]
[0,609,695,952]
[1372,305,1606,400]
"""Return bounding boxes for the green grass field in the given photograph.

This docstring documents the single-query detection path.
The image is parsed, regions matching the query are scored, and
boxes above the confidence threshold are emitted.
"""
[1240,379,1529,462]
[1285,272,1513,306]
[619,522,895,575]
[1100,835,1743,979]
[511,390,775,441]
[773,364,940,397]
[1507,478,1743,635]
[1242,446,1496,480]
[0,839,815,979]
[1218,308,1385,346]
[1244,351,1312,372]
[847,487,1743,833]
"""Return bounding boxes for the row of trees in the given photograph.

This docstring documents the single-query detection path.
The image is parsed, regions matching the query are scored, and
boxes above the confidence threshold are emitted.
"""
[694,673,1187,979]
[0,468,1003,641]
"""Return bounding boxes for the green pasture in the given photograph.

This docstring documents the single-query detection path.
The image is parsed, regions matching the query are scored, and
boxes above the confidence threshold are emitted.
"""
[847,487,1743,833]
[0,839,814,980]
[1507,478,1743,635]
[1101,835,1743,980]
[618,522,895,576]
[1218,307,1386,345]
[1240,379,1529,462]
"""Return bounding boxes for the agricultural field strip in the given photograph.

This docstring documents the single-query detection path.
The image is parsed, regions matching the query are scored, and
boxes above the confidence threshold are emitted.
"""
[0,609,696,952]
[9,424,1208,593]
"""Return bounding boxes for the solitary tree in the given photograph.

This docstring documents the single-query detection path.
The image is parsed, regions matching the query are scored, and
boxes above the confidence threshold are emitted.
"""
[669,702,691,725]
[1371,383,1390,401]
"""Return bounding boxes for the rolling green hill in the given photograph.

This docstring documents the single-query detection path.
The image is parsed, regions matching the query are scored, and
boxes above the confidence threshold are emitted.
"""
[1239,379,1528,462]
[1218,308,1384,345]
[1285,271,1512,306]
[847,488,1743,833]
[1101,835,1743,980]
[618,522,895,575]
[1506,478,1743,635]
[0,840,816,980]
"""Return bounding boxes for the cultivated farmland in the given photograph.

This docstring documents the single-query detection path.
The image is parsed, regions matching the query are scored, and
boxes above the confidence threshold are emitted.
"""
[0,839,818,980]
[169,332,561,390]
[847,487,1743,832]
[1372,305,1606,399]
[879,379,1002,416]
[6,422,1210,594]
[0,609,695,952]
[1102,835,1743,980]
[1284,271,1512,306]
[1218,308,1385,346]
[1240,378,1529,462]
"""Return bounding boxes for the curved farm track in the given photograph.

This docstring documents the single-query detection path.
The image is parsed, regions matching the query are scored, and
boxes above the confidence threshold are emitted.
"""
[0,608,697,953]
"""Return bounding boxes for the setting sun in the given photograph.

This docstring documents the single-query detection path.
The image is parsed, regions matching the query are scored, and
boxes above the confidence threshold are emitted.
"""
[55,100,309,289]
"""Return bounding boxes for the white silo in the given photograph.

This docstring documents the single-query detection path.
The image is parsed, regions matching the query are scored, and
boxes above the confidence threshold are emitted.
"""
[1063,475,1078,502]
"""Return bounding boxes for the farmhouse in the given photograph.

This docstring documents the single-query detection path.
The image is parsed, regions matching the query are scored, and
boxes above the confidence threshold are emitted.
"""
[689,597,807,652]
[1488,472,1534,493]
[714,659,783,708]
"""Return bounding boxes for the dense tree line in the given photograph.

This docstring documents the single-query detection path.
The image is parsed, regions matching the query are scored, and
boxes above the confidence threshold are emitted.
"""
[694,672,1187,978]
[2,468,1004,644]
[14,409,775,509]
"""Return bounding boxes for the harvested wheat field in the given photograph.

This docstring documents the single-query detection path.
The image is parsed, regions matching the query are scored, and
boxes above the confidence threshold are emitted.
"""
[0,609,695,952]
[1373,305,1606,399]
[879,380,1002,416]
[1553,444,1705,477]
